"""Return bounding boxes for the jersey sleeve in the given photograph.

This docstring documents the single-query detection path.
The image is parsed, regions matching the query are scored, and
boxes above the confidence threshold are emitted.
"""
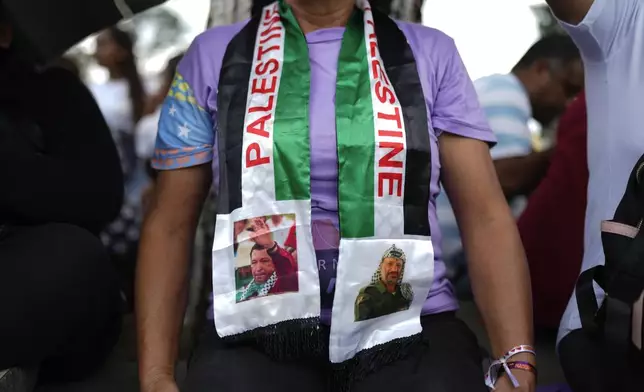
[477,81,533,160]
[152,38,216,170]
[557,0,642,61]
[431,38,496,145]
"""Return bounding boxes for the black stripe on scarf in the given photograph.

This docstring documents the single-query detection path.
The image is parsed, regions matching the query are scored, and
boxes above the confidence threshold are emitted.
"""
[216,17,259,214]
[373,11,432,237]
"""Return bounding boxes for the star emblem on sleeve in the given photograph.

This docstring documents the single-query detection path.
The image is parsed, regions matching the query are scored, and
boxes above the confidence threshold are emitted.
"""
[178,123,190,138]
[168,104,177,116]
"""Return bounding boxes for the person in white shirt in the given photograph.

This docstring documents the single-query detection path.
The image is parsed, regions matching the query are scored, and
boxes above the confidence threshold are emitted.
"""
[91,27,149,307]
[135,54,184,162]
[545,0,644,390]
[91,27,147,178]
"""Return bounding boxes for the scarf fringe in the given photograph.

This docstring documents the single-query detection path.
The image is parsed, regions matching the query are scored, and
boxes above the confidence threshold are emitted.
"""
[223,317,323,361]
[329,333,422,392]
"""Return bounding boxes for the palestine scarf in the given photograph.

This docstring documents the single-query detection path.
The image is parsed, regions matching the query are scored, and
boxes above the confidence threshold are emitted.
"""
[211,0,434,387]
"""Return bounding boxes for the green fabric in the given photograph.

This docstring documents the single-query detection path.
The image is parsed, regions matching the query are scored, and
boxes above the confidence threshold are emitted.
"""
[336,11,375,238]
[274,1,375,238]
[273,2,311,201]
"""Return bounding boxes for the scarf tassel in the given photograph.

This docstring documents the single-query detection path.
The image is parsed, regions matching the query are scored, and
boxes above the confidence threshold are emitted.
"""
[330,333,422,392]
[223,317,324,361]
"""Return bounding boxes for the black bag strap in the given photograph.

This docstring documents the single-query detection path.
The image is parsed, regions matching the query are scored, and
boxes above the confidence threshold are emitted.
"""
[576,265,606,337]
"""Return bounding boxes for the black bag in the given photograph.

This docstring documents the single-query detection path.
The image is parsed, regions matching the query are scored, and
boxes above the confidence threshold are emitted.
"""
[576,154,644,359]
[0,105,44,230]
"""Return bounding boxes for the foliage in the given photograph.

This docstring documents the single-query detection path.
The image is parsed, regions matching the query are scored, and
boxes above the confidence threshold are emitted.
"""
[386,0,425,22]
[532,4,566,36]
[65,5,188,78]
[128,6,188,59]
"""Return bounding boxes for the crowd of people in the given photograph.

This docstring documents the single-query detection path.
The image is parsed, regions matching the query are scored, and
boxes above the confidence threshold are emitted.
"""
[1,0,644,392]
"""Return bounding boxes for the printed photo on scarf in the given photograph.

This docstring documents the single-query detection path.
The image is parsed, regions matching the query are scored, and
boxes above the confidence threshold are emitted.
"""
[234,214,299,303]
[211,200,319,339]
[354,244,413,322]
[329,238,434,363]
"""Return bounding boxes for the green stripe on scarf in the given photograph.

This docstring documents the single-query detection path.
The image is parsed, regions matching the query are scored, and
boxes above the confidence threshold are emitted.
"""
[273,2,377,237]
[336,12,375,238]
[273,3,311,201]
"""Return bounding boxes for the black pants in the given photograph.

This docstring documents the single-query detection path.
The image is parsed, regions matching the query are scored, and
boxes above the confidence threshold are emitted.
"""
[183,312,486,392]
[559,329,644,392]
[0,223,122,384]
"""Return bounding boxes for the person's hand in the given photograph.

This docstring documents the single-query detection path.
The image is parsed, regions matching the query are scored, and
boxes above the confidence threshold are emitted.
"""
[234,220,247,240]
[248,217,274,248]
[493,369,536,392]
[141,375,179,392]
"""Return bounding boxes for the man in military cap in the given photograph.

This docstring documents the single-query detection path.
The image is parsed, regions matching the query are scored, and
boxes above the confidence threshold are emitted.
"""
[355,244,414,322]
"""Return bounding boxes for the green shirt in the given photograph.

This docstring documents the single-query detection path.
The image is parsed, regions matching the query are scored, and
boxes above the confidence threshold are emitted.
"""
[354,280,411,321]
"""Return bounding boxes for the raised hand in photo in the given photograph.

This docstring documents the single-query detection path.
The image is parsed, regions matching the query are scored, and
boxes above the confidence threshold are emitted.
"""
[248,217,274,249]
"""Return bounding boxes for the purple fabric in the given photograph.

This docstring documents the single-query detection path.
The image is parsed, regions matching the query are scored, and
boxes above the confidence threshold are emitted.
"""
[154,20,495,323]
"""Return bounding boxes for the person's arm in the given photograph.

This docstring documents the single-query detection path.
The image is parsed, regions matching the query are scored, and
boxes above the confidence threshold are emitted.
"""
[0,68,123,232]
[546,0,594,24]
[268,243,297,276]
[430,36,533,391]
[136,165,211,392]
[478,76,545,199]
[494,149,553,199]
[136,34,217,392]
[249,219,297,275]
[284,224,297,250]
[354,290,373,321]
[440,134,535,391]
[547,0,640,61]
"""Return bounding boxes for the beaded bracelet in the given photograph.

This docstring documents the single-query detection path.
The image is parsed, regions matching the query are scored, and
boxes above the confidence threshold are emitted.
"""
[484,345,536,389]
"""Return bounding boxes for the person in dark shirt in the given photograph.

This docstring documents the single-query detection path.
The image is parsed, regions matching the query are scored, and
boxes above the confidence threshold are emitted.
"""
[355,245,413,321]
[517,91,587,330]
[0,11,124,384]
